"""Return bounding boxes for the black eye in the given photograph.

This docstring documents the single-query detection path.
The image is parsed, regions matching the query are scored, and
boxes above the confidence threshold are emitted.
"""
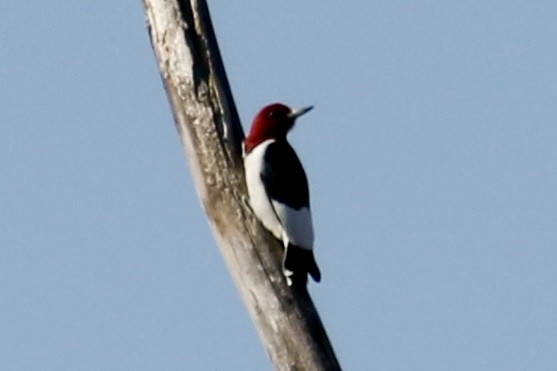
[269,110,284,118]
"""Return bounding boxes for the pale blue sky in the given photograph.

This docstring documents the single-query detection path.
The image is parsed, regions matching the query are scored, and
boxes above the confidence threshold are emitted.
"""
[2,1,557,370]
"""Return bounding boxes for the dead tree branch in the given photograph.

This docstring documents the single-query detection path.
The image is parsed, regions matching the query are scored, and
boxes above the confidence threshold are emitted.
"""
[142,1,341,369]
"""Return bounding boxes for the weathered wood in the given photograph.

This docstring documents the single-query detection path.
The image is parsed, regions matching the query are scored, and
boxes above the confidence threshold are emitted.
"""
[142,1,341,369]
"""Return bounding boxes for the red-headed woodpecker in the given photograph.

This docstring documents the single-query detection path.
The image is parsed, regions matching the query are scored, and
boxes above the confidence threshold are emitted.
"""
[243,103,321,286]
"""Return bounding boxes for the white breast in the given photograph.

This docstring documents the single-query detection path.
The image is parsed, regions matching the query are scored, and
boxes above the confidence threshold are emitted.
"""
[244,140,284,241]
[244,139,314,250]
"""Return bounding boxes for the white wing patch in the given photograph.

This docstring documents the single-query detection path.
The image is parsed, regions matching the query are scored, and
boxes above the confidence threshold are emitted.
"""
[271,201,314,250]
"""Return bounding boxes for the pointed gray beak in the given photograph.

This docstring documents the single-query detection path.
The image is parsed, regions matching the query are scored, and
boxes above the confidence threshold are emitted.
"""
[288,106,314,119]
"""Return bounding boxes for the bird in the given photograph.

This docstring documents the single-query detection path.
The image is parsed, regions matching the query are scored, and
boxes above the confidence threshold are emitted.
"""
[243,103,321,286]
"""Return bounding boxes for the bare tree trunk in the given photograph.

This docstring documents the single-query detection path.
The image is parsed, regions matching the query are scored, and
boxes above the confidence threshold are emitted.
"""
[142,1,341,369]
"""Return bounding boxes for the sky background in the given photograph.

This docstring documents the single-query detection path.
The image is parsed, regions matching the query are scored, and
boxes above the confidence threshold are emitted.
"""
[2,1,557,370]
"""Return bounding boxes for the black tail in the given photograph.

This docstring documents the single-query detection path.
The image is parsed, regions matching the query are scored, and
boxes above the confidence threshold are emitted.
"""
[283,244,321,286]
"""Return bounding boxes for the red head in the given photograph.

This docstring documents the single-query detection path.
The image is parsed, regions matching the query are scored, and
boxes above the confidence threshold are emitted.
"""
[244,103,313,153]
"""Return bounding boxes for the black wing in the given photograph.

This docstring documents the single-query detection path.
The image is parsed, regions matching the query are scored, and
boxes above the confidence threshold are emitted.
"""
[260,140,310,210]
